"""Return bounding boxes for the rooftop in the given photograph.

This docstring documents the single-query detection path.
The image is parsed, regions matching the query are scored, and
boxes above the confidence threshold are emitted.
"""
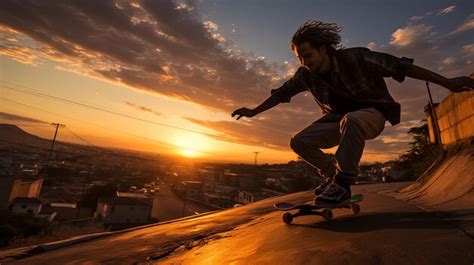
[116,191,148,199]
[50,202,77,208]
[11,197,43,205]
[99,197,150,207]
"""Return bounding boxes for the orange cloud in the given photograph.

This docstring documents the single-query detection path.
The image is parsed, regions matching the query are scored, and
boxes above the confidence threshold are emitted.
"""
[450,16,474,35]
[389,24,433,47]
[124,101,162,116]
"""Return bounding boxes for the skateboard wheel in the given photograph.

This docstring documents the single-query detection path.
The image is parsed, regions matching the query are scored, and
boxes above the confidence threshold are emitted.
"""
[282,212,293,224]
[351,204,360,214]
[322,209,333,221]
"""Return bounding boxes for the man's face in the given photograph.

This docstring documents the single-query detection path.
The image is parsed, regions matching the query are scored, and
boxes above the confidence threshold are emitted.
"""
[295,42,325,73]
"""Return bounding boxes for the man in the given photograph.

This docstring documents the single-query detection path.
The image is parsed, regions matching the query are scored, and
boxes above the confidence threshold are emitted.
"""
[231,20,474,205]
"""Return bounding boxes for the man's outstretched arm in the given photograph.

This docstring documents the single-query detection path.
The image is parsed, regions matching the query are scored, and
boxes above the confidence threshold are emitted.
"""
[231,67,308,120]
[252,95,281,116]
[231,95,280,120]
[406,65,474,92]
[363,49,474,92]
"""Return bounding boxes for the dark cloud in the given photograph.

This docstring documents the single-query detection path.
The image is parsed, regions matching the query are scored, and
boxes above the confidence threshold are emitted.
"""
[0,0,289,110]
[0,0,303,151]
[0,112,48,124]
[0,1,471,162]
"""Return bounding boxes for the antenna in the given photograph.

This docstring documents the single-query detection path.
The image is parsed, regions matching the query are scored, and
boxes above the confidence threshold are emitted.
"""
[253,152,260,165]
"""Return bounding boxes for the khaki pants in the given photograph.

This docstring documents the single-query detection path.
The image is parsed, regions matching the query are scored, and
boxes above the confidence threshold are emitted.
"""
[290,107,386,179]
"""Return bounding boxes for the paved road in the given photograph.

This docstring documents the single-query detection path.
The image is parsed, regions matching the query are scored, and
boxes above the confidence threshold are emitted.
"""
[151,183,216,222]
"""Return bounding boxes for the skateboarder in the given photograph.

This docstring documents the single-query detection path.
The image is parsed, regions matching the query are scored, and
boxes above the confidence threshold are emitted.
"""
[231,20,474,205]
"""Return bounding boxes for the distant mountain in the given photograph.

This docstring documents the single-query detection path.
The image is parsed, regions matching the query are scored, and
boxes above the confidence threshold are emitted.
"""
[0,124,180,162]
[0,123,54,149]
[0,123,154,157]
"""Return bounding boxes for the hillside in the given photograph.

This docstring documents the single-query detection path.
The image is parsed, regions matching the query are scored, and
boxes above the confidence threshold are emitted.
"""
[0,124,53,149]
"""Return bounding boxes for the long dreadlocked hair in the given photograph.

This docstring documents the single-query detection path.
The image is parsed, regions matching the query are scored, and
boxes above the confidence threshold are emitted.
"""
[291,20,343,55]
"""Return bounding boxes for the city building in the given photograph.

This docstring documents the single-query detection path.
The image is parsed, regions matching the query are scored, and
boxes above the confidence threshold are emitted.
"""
[40,202,92,221]
[9,197,43,215]
[238,189,279,205]
[95,197,152,228]
[197,167,220,186]
[9,197,56,221]
[203,192,235,208]
[0,174,43,209]
[221,171,258,188]
[179,181,203,199]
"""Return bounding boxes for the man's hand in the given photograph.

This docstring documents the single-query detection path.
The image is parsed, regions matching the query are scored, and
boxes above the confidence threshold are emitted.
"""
[231,107,256,120]
[443,73,474,92]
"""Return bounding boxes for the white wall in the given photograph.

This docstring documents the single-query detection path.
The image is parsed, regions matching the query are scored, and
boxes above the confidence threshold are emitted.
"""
[10,203,41,215]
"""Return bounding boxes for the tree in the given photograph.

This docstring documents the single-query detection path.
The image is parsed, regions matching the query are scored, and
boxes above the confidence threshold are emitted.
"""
[0,211,50,248]
[392,121,441,179]
[78,184,117,211]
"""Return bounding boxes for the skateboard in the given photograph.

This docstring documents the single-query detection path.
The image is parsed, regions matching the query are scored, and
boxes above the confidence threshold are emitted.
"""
[274,194,364,224]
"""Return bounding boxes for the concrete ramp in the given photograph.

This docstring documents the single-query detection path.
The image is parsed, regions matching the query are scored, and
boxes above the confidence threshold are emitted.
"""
[392,140,474,236]
[396,144,474,207]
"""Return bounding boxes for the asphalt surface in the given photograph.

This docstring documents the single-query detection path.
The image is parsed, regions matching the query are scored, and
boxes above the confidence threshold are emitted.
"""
[152,184,216,222]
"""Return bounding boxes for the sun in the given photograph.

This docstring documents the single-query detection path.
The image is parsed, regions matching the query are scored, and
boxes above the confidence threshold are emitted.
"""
[181,149,198,157]
[171,132,214,158]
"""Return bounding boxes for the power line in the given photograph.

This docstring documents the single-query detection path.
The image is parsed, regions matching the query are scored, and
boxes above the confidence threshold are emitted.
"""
[64,126,96,147]
[1,80,119,111]
[1,97,213,154]
[0,126,65,167]
[2,80,248,149]
[62,126,106,169]
[0,125,115,154]
[0,97,222,156]
[0,123,50,127]
[1,81,222,139]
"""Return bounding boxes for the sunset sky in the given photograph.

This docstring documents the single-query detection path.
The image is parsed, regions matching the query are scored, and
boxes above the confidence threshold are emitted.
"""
[1,0,473,164]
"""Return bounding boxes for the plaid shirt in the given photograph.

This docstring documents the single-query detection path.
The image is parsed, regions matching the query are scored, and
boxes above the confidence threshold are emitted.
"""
[270,47,414,125]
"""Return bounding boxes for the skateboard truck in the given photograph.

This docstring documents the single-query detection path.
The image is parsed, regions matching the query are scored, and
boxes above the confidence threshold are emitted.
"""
[275,194,363,224]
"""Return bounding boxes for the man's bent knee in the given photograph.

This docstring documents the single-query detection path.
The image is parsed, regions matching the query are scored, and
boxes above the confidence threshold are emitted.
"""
[340,110,385,139]
[289,136,299,152]
[339,113,359,133]
[289,136,305,153]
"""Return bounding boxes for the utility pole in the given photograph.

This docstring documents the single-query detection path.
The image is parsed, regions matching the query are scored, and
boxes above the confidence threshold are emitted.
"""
[46,123,65,168]
[76,181,87,219]
[253,152,260,165]
[425,82,443,149]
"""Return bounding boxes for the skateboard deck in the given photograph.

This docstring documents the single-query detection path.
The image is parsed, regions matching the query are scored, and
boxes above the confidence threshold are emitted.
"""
[274,194,363,223]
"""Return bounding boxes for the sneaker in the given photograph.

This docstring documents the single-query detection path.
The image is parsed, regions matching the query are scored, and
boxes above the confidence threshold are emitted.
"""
[313,177,332,196]
[314,182,351,205]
